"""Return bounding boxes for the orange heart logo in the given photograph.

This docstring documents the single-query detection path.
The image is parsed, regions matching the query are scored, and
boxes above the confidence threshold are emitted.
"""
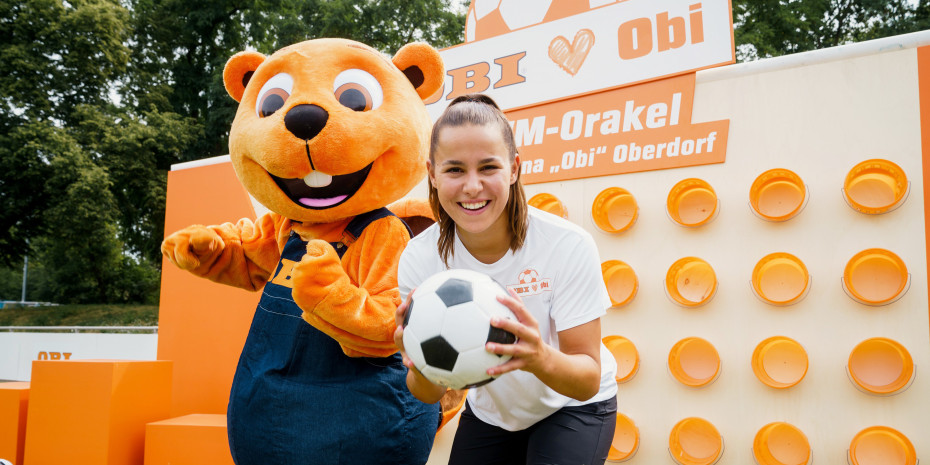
[548,29,595,76]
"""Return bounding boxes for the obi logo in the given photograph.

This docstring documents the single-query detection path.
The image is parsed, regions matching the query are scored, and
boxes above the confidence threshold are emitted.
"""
[425,52,527,104]
[37,351,72,360]
[618,3,705,60]
[508,268,552,296]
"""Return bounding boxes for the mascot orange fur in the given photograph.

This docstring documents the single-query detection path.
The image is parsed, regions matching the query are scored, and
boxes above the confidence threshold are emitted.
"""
[161,38,444,464]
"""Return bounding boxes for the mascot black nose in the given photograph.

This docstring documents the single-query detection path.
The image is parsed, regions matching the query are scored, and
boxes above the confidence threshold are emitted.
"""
[284,104,329,141]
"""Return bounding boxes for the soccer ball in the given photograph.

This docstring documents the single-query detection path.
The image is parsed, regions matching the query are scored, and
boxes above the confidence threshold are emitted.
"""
[518,268,539,284]
[465,0,621,42]
[402,269,518,389]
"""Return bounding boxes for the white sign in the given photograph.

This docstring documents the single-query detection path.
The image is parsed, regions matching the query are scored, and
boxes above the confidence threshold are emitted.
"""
[0,332,158,381]
[426,0,734,118]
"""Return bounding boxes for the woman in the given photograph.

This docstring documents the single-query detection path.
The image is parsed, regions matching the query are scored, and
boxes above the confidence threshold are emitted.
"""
[394,94,618,464]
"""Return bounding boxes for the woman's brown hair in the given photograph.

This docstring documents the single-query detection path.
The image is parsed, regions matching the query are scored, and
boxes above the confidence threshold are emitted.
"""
[428,94,528,266]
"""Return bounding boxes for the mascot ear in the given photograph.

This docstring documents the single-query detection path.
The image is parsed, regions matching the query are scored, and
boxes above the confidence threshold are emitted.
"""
[392,43,445,101]
[224,51,267,102]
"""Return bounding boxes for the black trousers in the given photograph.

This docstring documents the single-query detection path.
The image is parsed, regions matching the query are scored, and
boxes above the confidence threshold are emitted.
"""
[448,397,617,465]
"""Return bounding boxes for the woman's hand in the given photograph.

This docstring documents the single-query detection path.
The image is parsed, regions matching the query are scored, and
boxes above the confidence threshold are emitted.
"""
[394,294,414,370]
[395,290,447,403]
[485,289,604,401]
[484,289,552,377]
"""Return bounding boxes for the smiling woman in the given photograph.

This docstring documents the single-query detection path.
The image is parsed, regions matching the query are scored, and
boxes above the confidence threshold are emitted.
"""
[394,94,619,465]
[425,94,527,266]
[428,123,518,262]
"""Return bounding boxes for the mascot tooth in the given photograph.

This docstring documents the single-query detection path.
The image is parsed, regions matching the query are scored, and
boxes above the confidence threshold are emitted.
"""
[161,38,446,465]
[304,171,333,188]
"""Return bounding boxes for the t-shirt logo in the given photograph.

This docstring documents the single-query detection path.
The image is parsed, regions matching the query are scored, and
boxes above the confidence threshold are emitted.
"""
[508,268,552,296]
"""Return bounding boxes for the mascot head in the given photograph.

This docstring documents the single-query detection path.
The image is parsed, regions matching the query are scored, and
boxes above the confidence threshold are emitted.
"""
[223,38,444,223]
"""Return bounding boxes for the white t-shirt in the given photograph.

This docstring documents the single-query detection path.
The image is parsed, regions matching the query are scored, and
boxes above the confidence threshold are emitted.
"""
[398,207,618,431]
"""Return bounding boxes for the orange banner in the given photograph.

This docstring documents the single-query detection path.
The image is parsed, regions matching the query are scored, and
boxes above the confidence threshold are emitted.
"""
[506,73,729,184]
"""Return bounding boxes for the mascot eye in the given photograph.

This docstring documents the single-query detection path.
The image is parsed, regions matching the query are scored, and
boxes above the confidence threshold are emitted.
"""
[333,69,383,112]
[255,73,294,117]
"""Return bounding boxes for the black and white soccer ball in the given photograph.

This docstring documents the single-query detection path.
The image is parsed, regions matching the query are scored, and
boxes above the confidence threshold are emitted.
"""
[402,269,518,389]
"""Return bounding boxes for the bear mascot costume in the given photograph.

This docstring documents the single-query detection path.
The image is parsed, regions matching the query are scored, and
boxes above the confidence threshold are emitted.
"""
[161,38,445,464]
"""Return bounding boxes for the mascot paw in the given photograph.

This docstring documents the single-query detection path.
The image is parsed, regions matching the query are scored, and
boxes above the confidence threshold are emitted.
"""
[292,239,349,313]
[291,240,344,292]
[304,239,335,259]
[161,226,223,270]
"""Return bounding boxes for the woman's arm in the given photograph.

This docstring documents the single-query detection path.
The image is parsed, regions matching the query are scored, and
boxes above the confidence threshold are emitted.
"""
[486,291,602,401]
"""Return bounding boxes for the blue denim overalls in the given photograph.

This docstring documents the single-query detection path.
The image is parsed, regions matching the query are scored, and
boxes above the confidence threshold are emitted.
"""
[227,208,440,464]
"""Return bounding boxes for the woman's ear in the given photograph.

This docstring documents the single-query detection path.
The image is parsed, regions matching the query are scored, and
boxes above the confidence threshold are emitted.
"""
[426,159,436,187]
[511,154,521,184]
